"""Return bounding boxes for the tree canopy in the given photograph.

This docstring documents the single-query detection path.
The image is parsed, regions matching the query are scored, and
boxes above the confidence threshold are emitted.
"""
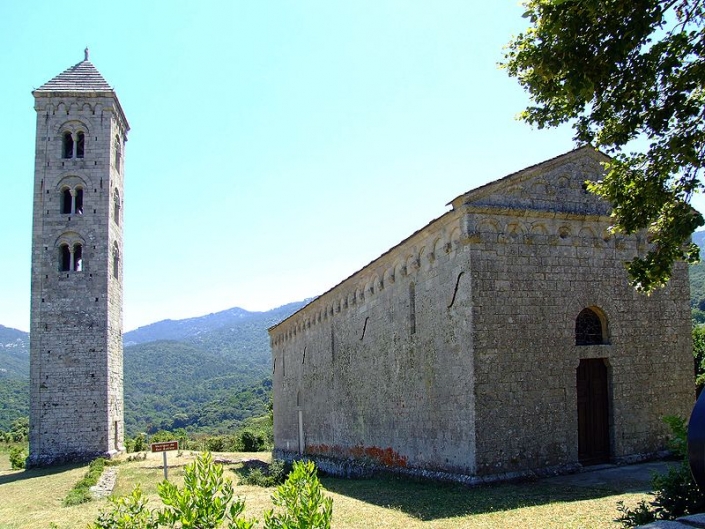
[503,0,705,291]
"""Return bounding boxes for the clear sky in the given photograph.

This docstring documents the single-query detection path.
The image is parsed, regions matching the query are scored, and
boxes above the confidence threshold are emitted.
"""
[2,1,679,333]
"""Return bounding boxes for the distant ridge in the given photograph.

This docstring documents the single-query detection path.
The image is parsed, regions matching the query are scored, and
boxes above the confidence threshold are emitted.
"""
[0,300,308,433]
[0,325,29,379]
[123,300,309,346]
[694,229,705,257]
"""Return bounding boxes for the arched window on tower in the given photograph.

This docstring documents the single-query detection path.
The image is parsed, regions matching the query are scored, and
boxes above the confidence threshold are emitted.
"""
[60,186,83,214]
[114,135,121,173]
[73,244,83,272]
[61,188,72,214]
[113,189,121,226]
[75,187,83,214]
[59,244,71,272]
[113,243,120,279]
[576,307,608,345]
[62,131,73,159]
[76,132,85,158]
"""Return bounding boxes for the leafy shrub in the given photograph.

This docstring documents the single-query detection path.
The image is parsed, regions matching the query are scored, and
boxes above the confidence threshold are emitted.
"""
[204,435,228,452]
[695,325,705,393]
[92,453,332,529]
[63,458,106,506]
[125,433,148,453]
[91,485,157,529]
[239,460,289,487]
[9,446,26,470]
[157,452,255,528]
[616,416,705,527]
[239,430,267,452]
[263,460,333,529]
[616,499,655,527]
[9,417,29,442]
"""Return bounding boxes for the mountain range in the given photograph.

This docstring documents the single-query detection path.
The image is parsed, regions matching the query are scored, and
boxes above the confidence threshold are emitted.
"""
[0,300,307,434]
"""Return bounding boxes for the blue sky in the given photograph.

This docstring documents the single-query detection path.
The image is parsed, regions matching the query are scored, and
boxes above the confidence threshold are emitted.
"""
[1,1,646,332]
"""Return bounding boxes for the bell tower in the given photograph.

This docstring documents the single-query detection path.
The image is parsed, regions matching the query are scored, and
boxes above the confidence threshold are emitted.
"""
[28,50,129,466]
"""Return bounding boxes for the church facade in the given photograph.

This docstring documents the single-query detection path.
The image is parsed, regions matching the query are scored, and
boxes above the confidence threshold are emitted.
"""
[269,147,694,479]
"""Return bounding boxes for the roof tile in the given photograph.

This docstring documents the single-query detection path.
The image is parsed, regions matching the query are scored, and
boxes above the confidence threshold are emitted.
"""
[35,60,112,93]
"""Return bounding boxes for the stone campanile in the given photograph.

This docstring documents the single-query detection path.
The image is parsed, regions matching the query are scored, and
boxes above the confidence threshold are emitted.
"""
[28,50,129,466]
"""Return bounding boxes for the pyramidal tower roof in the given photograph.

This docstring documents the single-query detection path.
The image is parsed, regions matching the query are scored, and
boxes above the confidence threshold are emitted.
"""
[34,48,113,93]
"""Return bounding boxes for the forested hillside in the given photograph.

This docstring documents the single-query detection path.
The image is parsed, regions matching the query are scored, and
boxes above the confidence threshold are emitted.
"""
[690,231,705,323]
[0,325,29,379]
[0,301,306,433]
[0,326,29,430]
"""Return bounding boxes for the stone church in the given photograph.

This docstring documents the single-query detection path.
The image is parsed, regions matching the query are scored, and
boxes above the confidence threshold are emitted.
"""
[269,146,694,480]
[28,52,128,466]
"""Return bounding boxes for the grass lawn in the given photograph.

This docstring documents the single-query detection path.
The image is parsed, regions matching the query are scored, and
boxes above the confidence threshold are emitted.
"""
[0,450,650,529]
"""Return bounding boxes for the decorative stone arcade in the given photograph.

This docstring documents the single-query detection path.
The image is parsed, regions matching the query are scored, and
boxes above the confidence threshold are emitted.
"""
[28,51,129,466]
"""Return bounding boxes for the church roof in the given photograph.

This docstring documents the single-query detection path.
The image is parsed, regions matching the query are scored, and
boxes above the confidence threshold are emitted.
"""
[34,50,112,93]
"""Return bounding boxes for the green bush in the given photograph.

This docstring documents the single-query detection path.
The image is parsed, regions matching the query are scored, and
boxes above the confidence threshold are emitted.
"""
[92,453,332,529]
[238,460,289,488]
[204,435,228,452]
[263,460,333,529]
[125,433,148,453]
[239,430,267,452]
[2,417,29,444]
[9,446,26,470]
[91,485,157,529]
[157,452,254,528]
[616,416,705,527]
[63,458,106,506]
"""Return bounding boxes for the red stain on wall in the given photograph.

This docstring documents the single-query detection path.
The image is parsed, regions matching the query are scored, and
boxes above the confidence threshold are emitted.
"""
[306,443,407,468]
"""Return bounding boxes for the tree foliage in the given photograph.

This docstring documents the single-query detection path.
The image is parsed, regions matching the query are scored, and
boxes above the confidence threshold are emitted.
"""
[504,0,705,291]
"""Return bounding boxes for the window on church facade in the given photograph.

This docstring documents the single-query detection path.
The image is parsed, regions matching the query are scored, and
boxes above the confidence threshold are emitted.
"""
[576,307,607,345]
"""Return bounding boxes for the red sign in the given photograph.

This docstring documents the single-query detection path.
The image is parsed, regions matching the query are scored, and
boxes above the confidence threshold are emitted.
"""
[151,441,178,452]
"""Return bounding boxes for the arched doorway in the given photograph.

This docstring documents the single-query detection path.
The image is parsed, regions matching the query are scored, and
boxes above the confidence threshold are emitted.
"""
[577,358,610,465]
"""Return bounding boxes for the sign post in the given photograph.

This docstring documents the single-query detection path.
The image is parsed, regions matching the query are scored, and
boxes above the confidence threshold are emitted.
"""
[151,441,179,481]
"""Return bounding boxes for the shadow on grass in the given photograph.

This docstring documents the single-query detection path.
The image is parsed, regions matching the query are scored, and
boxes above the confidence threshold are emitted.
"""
[321,474,627,522]
[0,462,84,486]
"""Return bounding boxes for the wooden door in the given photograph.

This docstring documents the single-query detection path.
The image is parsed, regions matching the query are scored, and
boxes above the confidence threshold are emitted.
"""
[577,358,610,465]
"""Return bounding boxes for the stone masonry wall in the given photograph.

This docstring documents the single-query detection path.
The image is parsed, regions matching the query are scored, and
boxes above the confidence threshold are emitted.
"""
[463,152,694,475]
[271,211,478,474]
[28,93,127,466]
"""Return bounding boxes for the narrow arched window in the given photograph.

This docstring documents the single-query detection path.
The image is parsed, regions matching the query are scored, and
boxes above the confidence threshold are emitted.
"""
[112,243,120,279]
[60,188,72,214]
[59,244,71,271]
[576,308,607,345]
[73,244,83,272]
[75,187,84,214]
[62,132,73,159]
[114,189,121,226]
[76,132,85,158]
[409,282,416,335]
[114,135,121,173]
